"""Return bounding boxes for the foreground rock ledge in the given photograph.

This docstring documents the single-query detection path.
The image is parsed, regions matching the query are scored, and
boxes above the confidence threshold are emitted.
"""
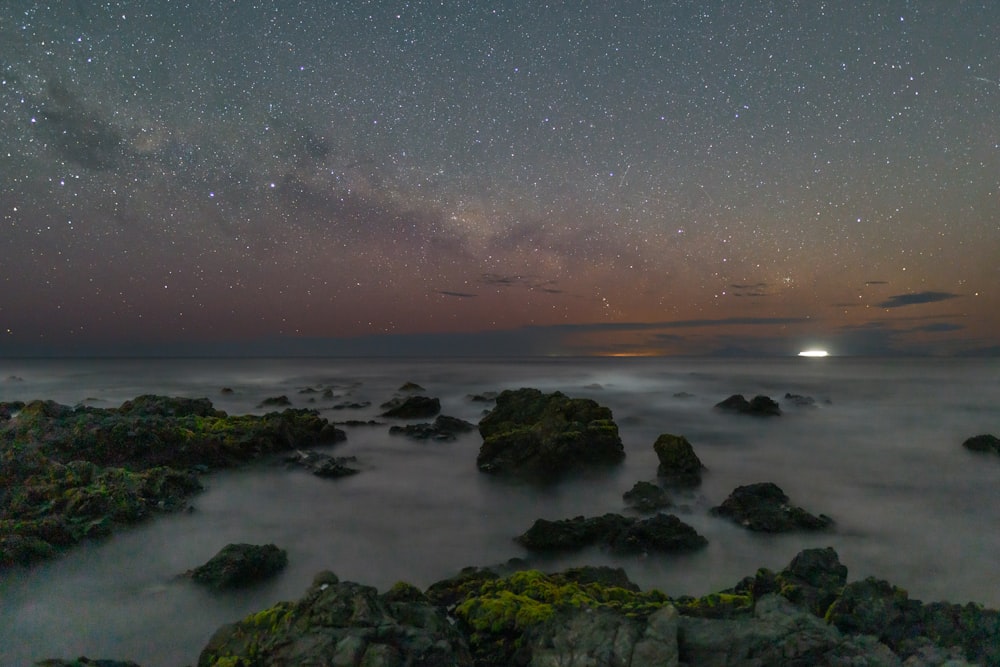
[181,547,998,667]
[476,388,625,480]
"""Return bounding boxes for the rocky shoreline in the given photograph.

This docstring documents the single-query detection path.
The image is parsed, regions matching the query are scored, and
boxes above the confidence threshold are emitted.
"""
[3,389,998,666]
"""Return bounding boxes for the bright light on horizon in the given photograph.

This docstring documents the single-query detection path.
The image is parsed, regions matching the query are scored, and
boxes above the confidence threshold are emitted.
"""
[798,349,829,357]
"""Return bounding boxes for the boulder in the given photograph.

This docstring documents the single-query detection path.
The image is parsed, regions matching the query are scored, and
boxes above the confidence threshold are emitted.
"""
[516,512,707,554]
[197,573,473,666]
[710,482,833,532]
[188,543,288,590]
[962,433,1000,455]
[715,394,781,416]
[653,433,705,486]
[623,481,672,512]
[380,395,441,419]
[775,546,848,617]
[784,392,817,407]
[476,388,624,479]
[284,450,359,478]
[389,414,476,441]
[398,381,426,391]
[258,395,292,408]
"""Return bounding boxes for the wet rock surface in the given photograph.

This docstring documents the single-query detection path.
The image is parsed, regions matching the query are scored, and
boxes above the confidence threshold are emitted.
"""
[389,414,477,441]
[715,394,782,416]
[516,512,708,555]
[652,433,705,486]
[476,388,625,480]
[187,543,288,590]
[623,480,672,512]
[710,482,834,532]
[380,395,442,418]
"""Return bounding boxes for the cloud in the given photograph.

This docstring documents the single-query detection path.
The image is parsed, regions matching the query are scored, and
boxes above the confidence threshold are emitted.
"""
[730,283,769,297]
[437,290,477,298]
[876,292,961,308]
[911,322,964,333]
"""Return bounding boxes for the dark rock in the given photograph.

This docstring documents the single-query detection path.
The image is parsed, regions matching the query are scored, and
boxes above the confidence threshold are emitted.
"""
[197,575,473,667]
[776,546,848,617]
[516,512,707,554]
[258,395,291,408]
[962,433,1000,455]
[715,394,781,416]
[653,433,705,486]
[189,543,288,590]
[330,400,370,410]
[380,395,441,418]
[784,392,817,407]
[389,414,476,441]
[219,387,234,395]
[467,391,498,402]
[672,391,695,398]
[476,388,625,479]
[285,450,359,478]
[623,481,672,512]
[710,482,833,532]
[398,381,426,391]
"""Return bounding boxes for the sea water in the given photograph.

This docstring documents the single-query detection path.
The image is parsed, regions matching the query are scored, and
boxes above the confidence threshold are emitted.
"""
[0,356,998,666]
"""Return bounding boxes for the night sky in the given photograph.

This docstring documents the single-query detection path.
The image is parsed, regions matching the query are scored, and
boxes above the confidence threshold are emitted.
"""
[2,1,998,357]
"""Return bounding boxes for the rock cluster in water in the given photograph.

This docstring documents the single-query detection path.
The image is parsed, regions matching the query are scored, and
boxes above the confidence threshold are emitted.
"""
[0,395,344,568]
[715,393,782,416]
[710,482,834,532]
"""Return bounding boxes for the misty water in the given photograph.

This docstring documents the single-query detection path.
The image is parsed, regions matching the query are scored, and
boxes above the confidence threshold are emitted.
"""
[1,356,998,666]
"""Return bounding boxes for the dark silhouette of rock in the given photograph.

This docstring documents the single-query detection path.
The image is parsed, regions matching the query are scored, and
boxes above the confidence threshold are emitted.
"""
[623,481,672,512]
[710,482,833,532]
[653,433,706,486]
[476,388,624,479]
[188,543,288,590]
[962,433,1000,455]
[389,414,476,441]
[284,450,359,478]
[784,392,817,407]
[467,391,498,403]
[398,381,426,391]
[258,395,292,408]
[516,512,707,554]
[380,395,441,418]
[33,659,143,667]
[715,394,781,416]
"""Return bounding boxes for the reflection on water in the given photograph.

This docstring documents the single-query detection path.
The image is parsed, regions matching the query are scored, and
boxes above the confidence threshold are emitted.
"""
[1,357,999,666]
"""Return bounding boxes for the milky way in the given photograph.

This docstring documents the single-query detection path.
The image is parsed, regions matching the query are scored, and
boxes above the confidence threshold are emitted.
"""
[2,1,998,356]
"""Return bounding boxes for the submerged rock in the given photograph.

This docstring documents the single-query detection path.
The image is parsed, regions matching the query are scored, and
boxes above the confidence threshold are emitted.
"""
[715,394,781,416]
[623,481,672,512]
[284,450,359,478]
[516,512,707,554]
[188,543,288,590]
[389,414,476,441]
[198,572,473,666]
[380,395,441,418]
[258,395,292,408]
[476,388,625,480]
[653,433,706,486]
[710,482,833,532]
[962,433,1000,456]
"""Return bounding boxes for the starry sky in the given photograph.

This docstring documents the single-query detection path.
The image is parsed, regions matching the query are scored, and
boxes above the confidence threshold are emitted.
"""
[1,1,998,357]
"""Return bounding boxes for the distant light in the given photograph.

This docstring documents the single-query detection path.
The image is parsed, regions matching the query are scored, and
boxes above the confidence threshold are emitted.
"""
[798,350,829,357]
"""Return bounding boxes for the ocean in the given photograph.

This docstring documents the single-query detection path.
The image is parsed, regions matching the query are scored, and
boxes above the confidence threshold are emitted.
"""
[1,356,998,666]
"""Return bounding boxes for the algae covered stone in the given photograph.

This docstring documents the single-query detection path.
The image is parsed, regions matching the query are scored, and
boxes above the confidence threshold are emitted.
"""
[710,482,833,532]
[653,433,705,486]
[476,388,624,479]
[189,543,288,590]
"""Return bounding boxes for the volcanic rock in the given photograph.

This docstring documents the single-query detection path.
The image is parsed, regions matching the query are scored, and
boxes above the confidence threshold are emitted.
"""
[710,482,833,532]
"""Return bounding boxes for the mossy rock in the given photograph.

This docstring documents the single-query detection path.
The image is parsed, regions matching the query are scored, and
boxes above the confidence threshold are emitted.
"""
[477,388,624,480]
[652,433,705,486]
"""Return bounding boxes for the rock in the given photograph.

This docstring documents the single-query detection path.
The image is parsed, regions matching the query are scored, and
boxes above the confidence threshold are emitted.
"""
[380,395,441,418]
[673,391,695,398]
[516,512,707,554]
[284,450,360,478]
[710,482,834,532]
[623,480,672,512]
[715,394,781,416]
[776,546,849,617]
[962,433,1000,455]
[329,400,370,410]
[389,414,477,441]
[784,392,817,407]
[258,395,292,408]
[398,381,426,391]
[476,388,625,479]
[653,433,706,486]
[219,387,234,395]
[197,575,473,666]
[188,543,288,590]
[467,391,498,403]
